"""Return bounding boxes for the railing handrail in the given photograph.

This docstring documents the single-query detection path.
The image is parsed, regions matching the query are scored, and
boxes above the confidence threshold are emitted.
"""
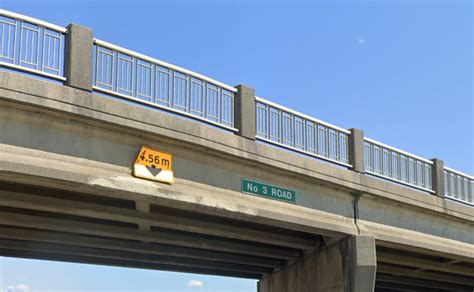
[364,137,433,165]
[0,9,67,33]
[444,167,474,180]
[94,39,237,93]
[255,96,350,134]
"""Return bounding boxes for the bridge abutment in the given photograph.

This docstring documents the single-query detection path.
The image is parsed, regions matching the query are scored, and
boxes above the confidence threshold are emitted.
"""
[257,236,376,292]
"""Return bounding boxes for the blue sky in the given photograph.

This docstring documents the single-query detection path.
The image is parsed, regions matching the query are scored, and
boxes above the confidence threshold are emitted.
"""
[0,0,472,291]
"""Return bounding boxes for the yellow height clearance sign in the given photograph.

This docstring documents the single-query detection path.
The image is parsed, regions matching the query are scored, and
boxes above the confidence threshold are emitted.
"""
[133,146,174,184]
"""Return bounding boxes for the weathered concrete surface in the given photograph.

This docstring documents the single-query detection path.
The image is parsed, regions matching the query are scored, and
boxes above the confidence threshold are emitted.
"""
[348,129,365,174]
[258,236,376,292]
[65,24,93,91]
[0,71,471,221]
[234,84,256,140]
[0,71,473,288]
[431,158,446,198]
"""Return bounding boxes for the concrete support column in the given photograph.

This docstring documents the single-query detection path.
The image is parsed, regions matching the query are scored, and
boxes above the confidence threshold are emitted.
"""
[65,23,93,91]
[348,235,377,292]
[258,235,376,292]
[234,84,256,140]
[431,158,445,198]
[349,129,365,174]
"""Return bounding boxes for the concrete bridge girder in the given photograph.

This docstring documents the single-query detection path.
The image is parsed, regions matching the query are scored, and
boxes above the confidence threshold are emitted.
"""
[0,71,473,291]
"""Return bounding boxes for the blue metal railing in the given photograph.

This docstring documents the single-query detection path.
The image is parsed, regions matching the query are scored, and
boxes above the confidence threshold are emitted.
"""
[256,97,350,167]
[92,39,236,131]
[0,9,66,80]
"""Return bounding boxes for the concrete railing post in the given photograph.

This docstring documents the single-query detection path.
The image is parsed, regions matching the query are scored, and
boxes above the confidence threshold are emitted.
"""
[65,23,93,91]
[234,84,256,140]
[431,158,445,198]
[349,128,365,173]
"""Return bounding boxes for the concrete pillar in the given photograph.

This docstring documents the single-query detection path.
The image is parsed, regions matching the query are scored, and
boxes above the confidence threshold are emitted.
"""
[258,235,376,292]
[348,235,377,292]
[349,129,365,174]
[234,84,256,140]
[65,23,93,91]
[431,158,445,198]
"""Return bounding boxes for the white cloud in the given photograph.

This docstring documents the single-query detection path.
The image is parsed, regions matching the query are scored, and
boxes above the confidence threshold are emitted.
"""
[357,37,366,45]
[5,284,30,292]
[186,280,204,288]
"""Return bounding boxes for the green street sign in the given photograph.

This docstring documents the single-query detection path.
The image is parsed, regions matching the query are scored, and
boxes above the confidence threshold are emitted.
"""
[241,179,296,203]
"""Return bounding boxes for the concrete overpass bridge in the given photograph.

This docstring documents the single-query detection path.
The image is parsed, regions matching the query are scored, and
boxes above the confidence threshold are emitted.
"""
[0,9,473,291]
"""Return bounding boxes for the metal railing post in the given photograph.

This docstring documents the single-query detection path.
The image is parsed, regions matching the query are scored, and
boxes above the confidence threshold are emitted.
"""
[349,128,365,173]
[65,23,93,91]
[234,84,256,140]
[431,158,445,198]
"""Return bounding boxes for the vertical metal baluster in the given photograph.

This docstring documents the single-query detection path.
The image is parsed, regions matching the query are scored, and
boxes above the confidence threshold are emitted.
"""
[133,57,138,97]
[421,163,426,189]
[25,28,29,64]
[11,22,16,62]
[57,33,62,75]
[428,165,432,190]
[35,30,40,68]
[231,91,234,127]
[101,49,105,86]
[468,178,472,204]
[151,64,155,103]
[315,124,319,156]
[109,51,113,89]
[17,22,23,66]
[47,33,51,68]
[24,26,28,63]
[303,120,307,151]
[453,174,458,198]
[265,105,270,139]
[323,127,327,158]
[203,81,207,119]
[413,160,418,186]
[406,158,409,183]
[397,154,401,181]
[41,29,46,72]
[405,158,409,183]
[128,58,133,95]
[94,45,98,86]
[279,110,283,143]
[445,172,449,196]
[184,75,191,113]
[31,31,35,65]
[1,23,4,56]
[379,147,383,175]
[218,87,222,123]
[170,70,174,109]
[291,115,295,147]
[386,151,390,178]
[370,144,374,173]
[114,51,118,92]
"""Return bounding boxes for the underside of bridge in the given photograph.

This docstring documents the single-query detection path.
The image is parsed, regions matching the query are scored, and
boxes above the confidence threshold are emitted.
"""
[375,244,474,291]
[0,181,319,279]
[0,181,473,291]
